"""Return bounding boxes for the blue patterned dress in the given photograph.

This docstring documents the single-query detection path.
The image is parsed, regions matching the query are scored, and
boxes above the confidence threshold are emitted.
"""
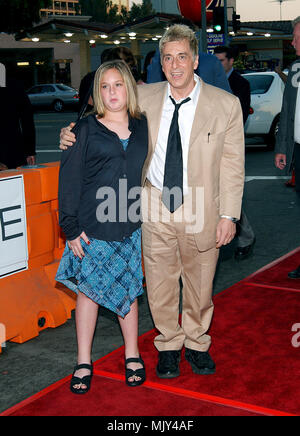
[55,139,144,318]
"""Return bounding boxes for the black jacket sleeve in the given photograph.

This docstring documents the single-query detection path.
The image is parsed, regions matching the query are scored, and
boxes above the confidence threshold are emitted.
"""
[229,72,251,126]
[58,119,89,240]
[239,78,251,126]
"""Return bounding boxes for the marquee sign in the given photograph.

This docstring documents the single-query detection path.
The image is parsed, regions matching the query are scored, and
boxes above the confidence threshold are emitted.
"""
[177,0,222,23]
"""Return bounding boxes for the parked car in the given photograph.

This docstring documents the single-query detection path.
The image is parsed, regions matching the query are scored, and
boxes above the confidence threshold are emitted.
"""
[27,83,79,112]
[242,71,286,148]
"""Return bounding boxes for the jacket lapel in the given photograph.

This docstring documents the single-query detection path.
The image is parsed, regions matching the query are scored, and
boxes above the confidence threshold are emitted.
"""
[146,82,168,152]
[140,82,167,154]
[189,79,214,147]
[139,82,167,184]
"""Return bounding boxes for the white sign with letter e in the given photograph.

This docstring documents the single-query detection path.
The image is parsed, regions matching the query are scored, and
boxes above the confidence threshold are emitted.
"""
[0,175,28,278]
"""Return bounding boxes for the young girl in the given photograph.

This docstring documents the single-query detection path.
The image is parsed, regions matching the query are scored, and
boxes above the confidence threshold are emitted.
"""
[56,60,148,394]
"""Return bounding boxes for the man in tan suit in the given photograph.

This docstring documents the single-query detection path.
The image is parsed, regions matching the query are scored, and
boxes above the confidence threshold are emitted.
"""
[138,25,244,378]
[59,25,245,378]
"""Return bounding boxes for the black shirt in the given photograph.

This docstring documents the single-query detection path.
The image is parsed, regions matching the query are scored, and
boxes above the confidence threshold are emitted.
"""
[58,113,148,241]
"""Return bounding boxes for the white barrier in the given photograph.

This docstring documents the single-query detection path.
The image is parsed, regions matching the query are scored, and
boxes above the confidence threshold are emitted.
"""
[0,164,76,353]
[0,176,28,278]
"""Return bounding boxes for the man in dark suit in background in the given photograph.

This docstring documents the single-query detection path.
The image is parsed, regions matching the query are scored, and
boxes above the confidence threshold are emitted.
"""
[214,46,251,126]
[0,77,36,169]
[275,16,300,279]
[214,46,255,261]
[78,48,112,115]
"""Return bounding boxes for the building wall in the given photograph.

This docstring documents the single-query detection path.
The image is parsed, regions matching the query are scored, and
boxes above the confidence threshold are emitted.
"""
[226,0,237,20]
[236,38,284,68]
[40,0,79,17]
[0,34,81,89]
[40,0,130,17]
[151,0,180,14]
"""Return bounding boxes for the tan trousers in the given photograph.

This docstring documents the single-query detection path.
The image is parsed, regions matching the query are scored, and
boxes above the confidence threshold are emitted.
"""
[142,181,219,353]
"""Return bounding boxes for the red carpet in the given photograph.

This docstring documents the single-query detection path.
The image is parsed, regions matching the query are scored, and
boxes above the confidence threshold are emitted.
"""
[2,249,300,416]
[94,285,300,416]
[1,375,258,416]
[244,247,300,292]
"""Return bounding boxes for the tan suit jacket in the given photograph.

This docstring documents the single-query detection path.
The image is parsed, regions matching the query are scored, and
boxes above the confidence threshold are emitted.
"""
[138,79,245,251]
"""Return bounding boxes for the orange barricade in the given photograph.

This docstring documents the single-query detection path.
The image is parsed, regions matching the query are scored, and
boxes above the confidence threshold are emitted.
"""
[0,163,76,353]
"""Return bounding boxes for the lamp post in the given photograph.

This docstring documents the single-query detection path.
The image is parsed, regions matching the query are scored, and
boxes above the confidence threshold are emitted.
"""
[201,0,207,52]
[224,0,228,46]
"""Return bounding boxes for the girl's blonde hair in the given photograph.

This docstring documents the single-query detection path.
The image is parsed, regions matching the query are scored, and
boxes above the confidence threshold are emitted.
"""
[93,60,141,119]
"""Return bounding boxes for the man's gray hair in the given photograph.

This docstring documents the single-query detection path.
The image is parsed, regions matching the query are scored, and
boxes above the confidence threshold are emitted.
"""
[159,24,199,61]
[292,16,300,28]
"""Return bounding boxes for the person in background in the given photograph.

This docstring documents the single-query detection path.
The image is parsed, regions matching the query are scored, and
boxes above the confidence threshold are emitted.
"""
[275,64,295,187]
[56,60,148,394]
[275,16,300,279]
[214,46,251,124]
[107,47,144,85]
[275,65,288,84]
[214,45,256,261]
[0,77,36,169]
[142,50,156,83]
[78,48,112,115]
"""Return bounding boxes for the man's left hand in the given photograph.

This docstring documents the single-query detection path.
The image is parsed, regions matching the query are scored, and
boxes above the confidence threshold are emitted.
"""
[216,218,236,248]
[26,156,36,166]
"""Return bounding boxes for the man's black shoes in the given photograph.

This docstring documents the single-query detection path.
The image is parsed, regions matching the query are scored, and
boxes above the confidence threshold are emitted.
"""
[288,265,300,279]
[185,348,216,375]
[156,350,181,379]
[156,348,216,378]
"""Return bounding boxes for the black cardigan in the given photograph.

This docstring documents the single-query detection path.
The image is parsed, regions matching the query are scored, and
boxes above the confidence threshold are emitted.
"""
[58,113,148,242]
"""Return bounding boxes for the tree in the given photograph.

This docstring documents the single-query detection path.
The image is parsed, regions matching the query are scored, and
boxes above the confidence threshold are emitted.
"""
[0,0,51,34]
[77,0,121,24]
[119,5,130,23]
[129,0,155,22]
[107,2,120,24]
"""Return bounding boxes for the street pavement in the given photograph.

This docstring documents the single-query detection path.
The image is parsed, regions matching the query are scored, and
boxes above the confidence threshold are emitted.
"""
[0,111,300,414]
